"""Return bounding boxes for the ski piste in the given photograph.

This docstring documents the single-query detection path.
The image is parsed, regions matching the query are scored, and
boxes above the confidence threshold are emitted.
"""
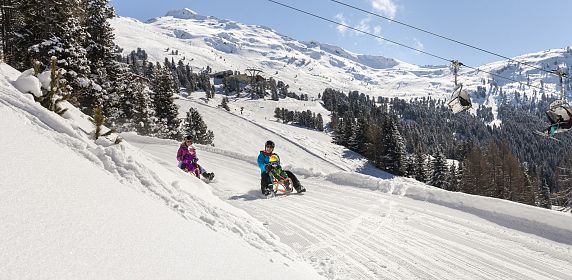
[262,190,303,199]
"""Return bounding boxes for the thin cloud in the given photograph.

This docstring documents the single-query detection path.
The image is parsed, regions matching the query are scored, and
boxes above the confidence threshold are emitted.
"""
[373,25,384,44]
[334,14,382,39]
[355,17,372,34]
[371,0,397,19]
[334,13,348,35]
[412,38,424,54]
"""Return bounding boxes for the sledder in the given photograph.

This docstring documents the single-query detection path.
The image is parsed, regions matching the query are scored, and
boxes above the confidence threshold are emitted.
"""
[177,135,214,181]
[257,140,305,197]
[268,155,294,193]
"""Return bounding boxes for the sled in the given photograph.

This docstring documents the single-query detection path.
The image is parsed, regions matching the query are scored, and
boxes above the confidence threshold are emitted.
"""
[270,170,294,194]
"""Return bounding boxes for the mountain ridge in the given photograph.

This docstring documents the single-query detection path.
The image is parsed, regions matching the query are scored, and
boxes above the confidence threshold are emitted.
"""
[112,8,572,120]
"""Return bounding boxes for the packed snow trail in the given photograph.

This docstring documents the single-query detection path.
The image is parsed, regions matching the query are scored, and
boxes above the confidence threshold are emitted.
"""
[125,136,572,280]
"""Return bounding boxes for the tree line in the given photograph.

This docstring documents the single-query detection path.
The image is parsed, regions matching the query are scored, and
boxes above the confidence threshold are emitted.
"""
[321,87,566,209]
[0,0,214,144]
[273,107,324,131]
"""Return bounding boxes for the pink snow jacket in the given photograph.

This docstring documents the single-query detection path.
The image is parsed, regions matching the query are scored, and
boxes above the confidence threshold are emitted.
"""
[177,143,200,176]
[177,143,193,162]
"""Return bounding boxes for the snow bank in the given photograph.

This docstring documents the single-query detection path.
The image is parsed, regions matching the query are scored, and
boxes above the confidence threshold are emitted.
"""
[10,68,42,97]
[324,171,572,245]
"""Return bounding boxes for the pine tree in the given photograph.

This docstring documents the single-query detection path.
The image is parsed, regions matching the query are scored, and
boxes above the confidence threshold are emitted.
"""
[269,78,279,101]
[82,0,116,111]
[274,107,282,120]
[381,117,406,176]
[183,107,214,145]
[1,0,19,66]
[34,56,70,115]
[535,179,552,209]
[461,145,492,196]
[332,116,345,146]
[414,150,427,183]
[446,164,459,191]
[14,0,91,105]
[430,151,448,189]
[132,81,155,136]
[152,64,181,139]
[89,106,115,140]
[364,123,383,167]
[349,117,367,153]
[404,156,416,178]
[316,113,324,131]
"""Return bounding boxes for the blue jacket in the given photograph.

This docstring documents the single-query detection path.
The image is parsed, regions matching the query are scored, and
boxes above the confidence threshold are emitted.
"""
[257,151,276,173]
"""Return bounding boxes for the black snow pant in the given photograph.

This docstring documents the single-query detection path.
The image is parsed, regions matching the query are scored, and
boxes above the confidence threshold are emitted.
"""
[260,170,304,194]
[260,171,272,194]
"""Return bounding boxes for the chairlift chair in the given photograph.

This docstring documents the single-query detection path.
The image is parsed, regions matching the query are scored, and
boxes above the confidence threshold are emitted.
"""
[447,60,472,114]
[544,69,572,132]
[447,84,472,114]
[546,99,572,127]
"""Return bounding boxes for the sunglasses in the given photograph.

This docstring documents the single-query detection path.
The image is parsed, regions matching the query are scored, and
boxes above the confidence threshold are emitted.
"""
[265,146,274,149]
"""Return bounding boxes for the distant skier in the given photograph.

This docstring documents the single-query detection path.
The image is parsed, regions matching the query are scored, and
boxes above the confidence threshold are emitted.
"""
[177,135,215,180]
[257,140,305,196]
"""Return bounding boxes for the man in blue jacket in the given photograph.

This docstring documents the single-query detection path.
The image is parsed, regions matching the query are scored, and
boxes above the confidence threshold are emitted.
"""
[257,140,306,196]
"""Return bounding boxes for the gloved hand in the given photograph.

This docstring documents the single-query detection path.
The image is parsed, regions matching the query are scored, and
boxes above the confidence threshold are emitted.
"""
[191,157,198,164]
[265,164,272,173]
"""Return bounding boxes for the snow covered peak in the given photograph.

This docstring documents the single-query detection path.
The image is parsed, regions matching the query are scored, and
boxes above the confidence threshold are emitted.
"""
[165,8,206,20]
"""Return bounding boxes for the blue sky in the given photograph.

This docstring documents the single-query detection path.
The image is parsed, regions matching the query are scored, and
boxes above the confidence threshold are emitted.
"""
[110,0,572,67]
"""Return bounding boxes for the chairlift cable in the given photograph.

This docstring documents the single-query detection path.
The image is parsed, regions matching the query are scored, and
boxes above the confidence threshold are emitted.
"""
[327,0,570,81]
[267,0,564,98]
[267,0,450,63]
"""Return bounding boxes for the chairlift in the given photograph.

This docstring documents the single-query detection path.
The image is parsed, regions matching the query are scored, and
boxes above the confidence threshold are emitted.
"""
[447,84,472,114]
[543,69,572,135]
[447,60,472,114]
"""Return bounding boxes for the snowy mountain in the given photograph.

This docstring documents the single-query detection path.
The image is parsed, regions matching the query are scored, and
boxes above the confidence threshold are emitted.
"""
[3,7,572,280]
[112,9,572,119]
[3,61,572,279]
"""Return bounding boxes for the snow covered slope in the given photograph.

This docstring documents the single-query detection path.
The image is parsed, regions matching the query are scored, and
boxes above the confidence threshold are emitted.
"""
[112,9,572,118]
[125,91,572,280]
[2,58,572,278]
[4,7,572,279]
[0,63,323,280]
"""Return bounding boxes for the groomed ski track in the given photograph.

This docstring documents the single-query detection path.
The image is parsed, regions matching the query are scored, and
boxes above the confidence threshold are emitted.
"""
[125,98,572,280]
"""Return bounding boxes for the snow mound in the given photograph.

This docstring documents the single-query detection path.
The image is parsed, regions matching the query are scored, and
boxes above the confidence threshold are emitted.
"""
[11,69,42,97]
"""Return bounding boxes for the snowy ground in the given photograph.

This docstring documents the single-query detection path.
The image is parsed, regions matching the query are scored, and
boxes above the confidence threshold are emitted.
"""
[124,93,572,279]
[0,63,322,280]
[3,58,572,279]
